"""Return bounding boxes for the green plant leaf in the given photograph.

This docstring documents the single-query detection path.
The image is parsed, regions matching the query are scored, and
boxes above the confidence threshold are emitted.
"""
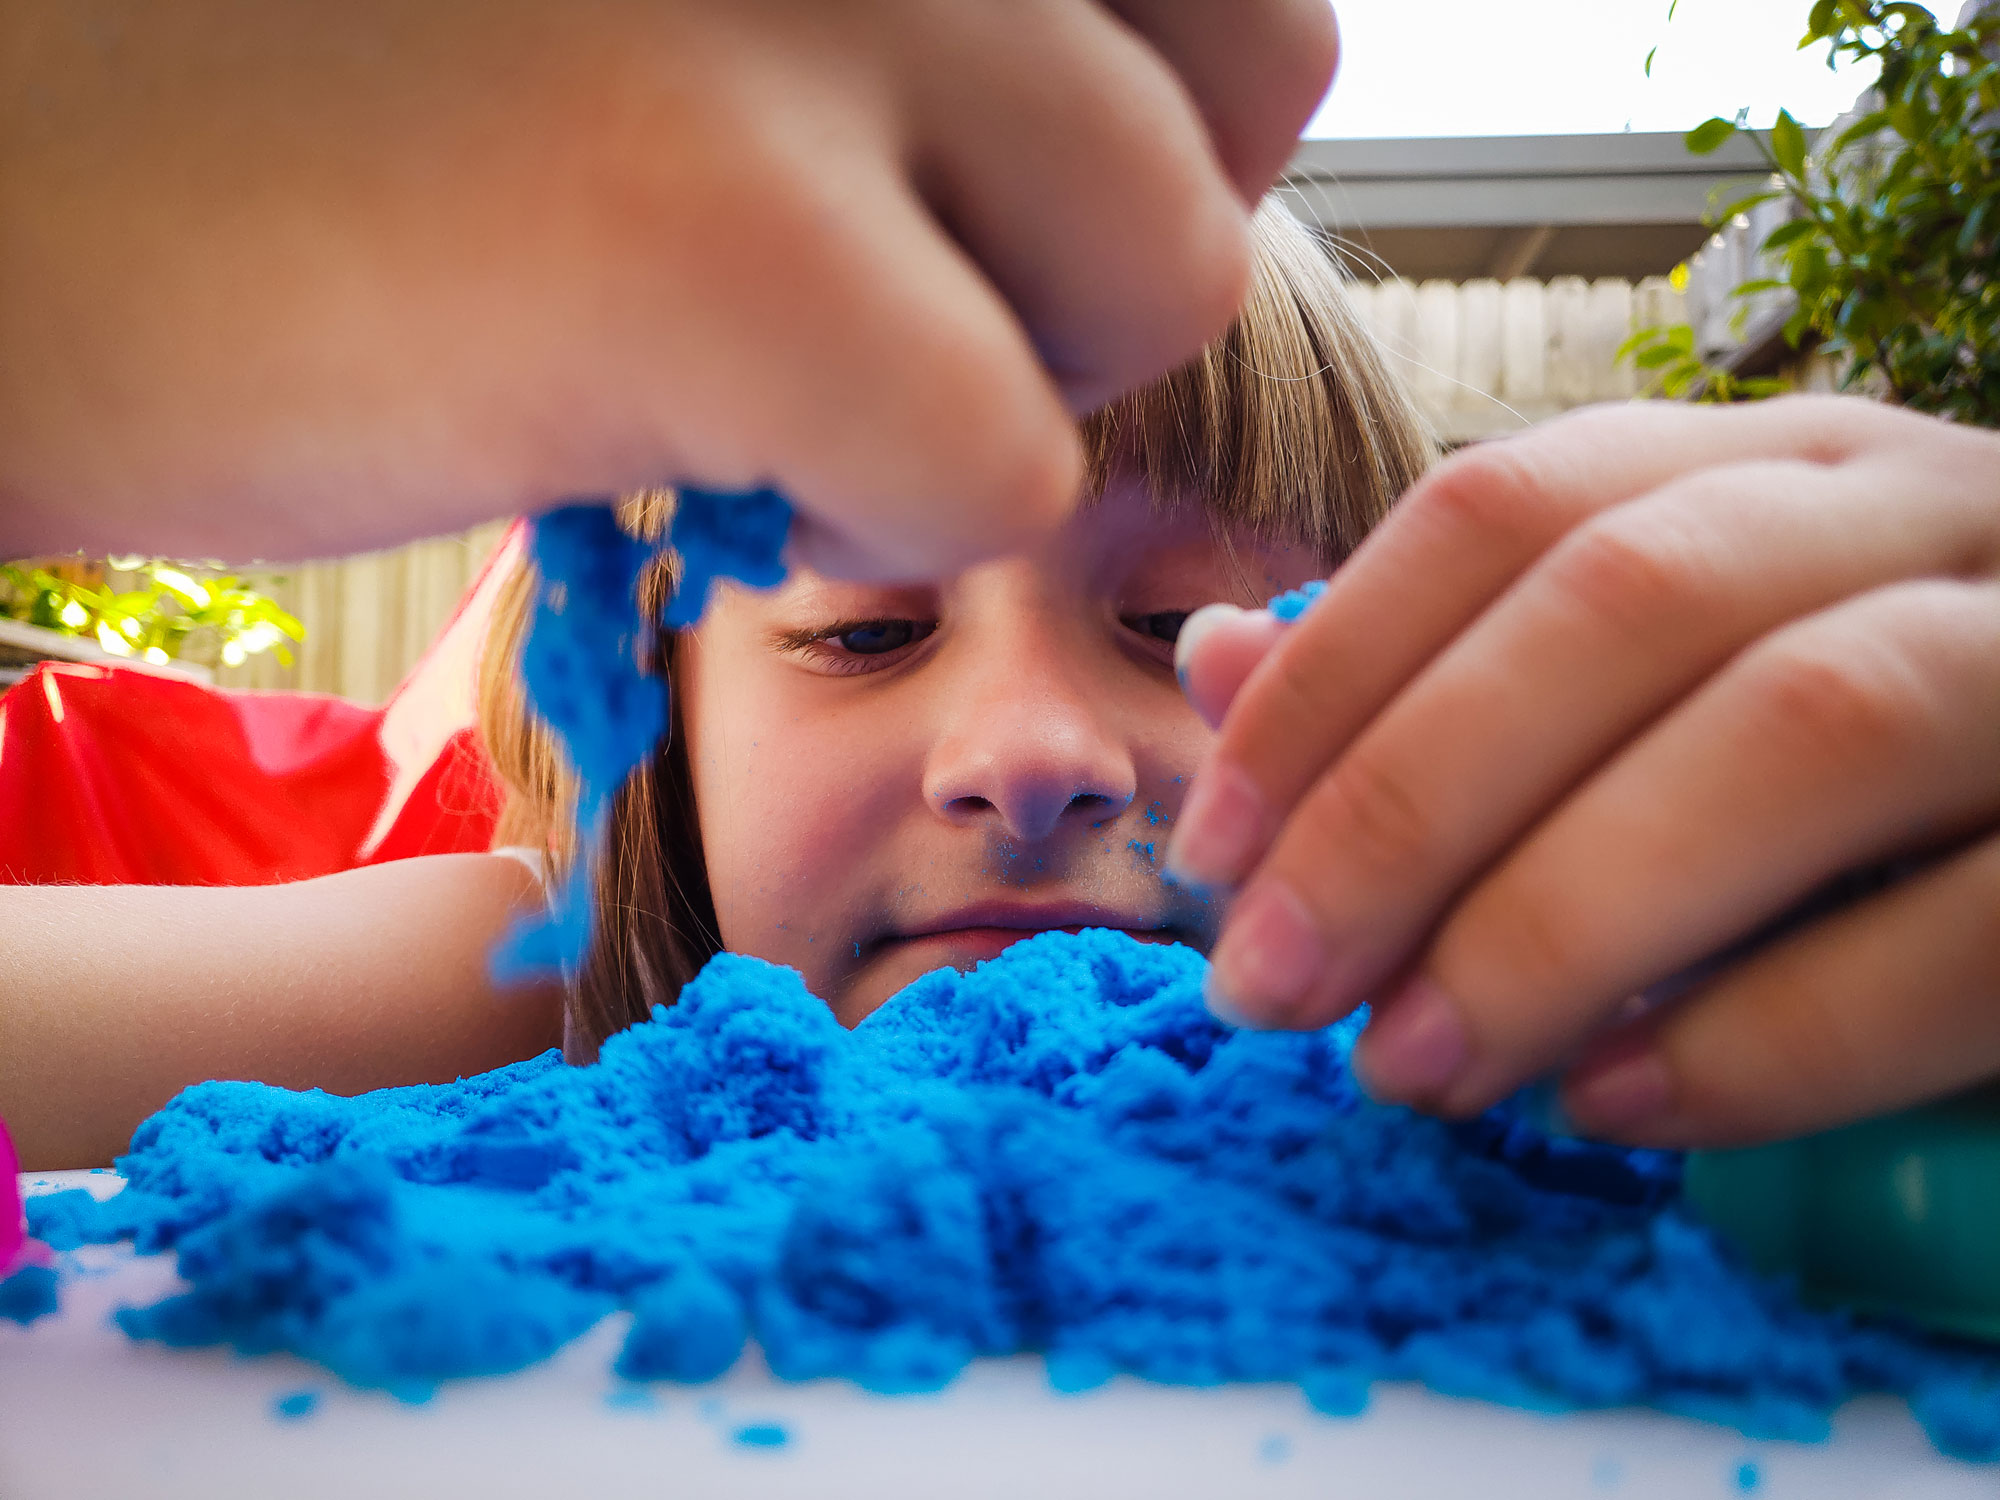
[1957,199,1991,258]
[1832,109,1890,155]
[1773,110,1808,179]
[1686,117,1739,155]
[1761,218,1819,252]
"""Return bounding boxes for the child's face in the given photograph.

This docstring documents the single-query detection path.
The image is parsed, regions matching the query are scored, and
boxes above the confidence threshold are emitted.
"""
[678,476,1320,1025]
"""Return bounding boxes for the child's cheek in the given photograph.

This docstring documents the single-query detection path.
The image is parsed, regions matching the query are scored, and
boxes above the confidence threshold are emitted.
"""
[692,700,891,972]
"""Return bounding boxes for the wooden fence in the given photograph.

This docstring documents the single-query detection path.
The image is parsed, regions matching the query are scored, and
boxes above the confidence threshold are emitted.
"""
[227,274,1685,704]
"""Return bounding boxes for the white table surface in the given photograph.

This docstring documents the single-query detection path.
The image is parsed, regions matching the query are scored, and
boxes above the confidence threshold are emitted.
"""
[2,1171,1993,1500]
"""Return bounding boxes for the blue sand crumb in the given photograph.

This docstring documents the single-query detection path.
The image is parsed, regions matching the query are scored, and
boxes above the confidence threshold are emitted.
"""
[1733,1457,1763,1492]
[1591,1454,1624,1490]
[1267,579,1327,622]
[732,1422,791,1449]
[0,1263,58,1325]
[496,491,792,980]
[605,1384,661,1413]
[272,1388,320,1421]
[31,932,2000,1461]
[662,487,792,629]
[1258,1433,1292,1464]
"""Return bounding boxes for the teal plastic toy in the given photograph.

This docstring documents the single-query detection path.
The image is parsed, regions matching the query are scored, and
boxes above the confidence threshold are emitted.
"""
[1684,1083,2000,1343]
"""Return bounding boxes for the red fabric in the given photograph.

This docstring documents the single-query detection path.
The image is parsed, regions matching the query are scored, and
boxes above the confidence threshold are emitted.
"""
[0,524,523,887]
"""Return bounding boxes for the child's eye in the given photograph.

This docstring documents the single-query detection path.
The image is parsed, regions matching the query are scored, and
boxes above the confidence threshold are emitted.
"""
[1124,610,1190,646]
[834,619,932,656]
[777,616,938,675]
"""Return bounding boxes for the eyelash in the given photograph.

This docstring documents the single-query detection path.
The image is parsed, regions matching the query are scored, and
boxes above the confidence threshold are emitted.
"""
[780,611,1192,675]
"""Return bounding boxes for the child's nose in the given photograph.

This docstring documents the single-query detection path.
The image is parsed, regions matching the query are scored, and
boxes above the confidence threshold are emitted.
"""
[924,685,1138,845]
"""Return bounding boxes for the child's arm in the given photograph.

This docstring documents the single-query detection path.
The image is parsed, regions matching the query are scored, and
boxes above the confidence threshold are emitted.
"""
[0,854,562,1171]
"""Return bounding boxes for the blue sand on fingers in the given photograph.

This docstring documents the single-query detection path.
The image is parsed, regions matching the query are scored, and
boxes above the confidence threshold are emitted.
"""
[1267,579,1327,622]
[29,930,2000,1459]
[493,490,793,981]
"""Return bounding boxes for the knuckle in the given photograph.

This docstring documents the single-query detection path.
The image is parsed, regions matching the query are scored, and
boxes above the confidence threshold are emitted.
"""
[1540,509,1713,645]
[1447,872,1592,1007]
[1309,744,1440,880]
[1763,392,1884,466]
[1746,630,1929,771]
[1406,441,1554,554]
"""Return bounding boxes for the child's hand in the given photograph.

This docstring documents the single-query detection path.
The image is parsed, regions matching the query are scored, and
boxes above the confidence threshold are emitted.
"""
[0,0,1335,573]
[1169,395,2000,1148]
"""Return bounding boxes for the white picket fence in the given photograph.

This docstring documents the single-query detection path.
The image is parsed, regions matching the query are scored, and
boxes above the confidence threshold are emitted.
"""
[216,521,513,701]
[1347,273,1685,443]
[223,274,1685,704]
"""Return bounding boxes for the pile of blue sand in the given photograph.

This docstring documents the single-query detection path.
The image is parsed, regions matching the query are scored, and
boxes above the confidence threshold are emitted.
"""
[494,489,791,981]
[29,930,2000,1459]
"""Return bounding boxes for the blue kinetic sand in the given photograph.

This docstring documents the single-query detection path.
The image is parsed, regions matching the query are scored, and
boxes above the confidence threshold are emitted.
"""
[0,1263,57,1325]
[494,490,792,980]
[1267,579,1327,622]
[31,931,2000,1459]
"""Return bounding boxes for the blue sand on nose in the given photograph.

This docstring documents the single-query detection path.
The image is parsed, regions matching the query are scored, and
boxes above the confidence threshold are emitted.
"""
[29,930,2000,1459]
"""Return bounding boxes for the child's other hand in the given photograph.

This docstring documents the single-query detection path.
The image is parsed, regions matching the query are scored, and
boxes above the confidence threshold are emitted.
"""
[0,0,1335,573]
[1169,395,2000,1148]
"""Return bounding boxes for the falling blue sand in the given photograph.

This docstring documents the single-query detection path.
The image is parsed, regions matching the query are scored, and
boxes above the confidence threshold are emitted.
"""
[28,930,2000,1460]
[494,490,792,982]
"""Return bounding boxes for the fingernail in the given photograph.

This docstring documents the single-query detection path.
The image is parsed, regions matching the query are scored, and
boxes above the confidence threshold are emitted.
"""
[1202,975,1254,1029]
[1174,602,1246,690]
[1563,1045,1674,1138]
[1205,878,1325,1024]
[1164,760,1269,888]
[1354,976,1470,1104]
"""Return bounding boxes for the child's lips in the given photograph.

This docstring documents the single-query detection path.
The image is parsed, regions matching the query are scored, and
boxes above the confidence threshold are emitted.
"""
[880,917,1182,968]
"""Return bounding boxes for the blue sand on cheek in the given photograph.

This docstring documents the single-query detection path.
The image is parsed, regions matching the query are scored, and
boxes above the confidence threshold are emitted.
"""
[493,490,794,981]
[30,930,2000,1461]
[1267,579,1327,623]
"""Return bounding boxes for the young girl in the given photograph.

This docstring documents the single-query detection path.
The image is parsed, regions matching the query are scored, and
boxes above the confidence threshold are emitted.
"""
[0,200,1433,1165]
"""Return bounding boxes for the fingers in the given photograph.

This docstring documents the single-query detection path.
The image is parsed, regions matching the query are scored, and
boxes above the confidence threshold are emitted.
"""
[1165,397,1907,892]
[634,150,1086,582]
[1355,577,2000,1117]
[1559,827,2000,1148]
[1103,0,1341,202]
[908,0,1254,415]
[1174,602,1290,728]
[1211,454,2000,1030]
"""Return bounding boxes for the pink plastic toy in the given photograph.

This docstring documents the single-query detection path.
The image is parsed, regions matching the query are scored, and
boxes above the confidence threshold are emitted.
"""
[1,1114,33,1276]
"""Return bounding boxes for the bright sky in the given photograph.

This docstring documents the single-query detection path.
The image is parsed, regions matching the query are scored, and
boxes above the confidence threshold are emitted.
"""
[1305,0,1881,139]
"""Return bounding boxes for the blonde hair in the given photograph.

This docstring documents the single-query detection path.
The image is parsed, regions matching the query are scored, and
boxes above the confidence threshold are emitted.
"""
[480,199,1435,1060]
